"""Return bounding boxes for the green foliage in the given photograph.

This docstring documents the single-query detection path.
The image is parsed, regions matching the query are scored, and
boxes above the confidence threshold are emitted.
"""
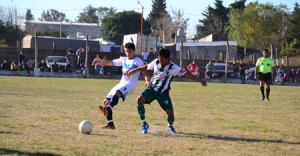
[0,20,24,47]
[280,38,300,56]
[227,2,288,49]
[77,5,99,23]
[285,3,300,49]
[34,31,67,38]
[25,9,34,20]
[39,9,67,22]
[97,7,117,24]
[101,11,151,45]
[148,0,167,32]
[195,0,228,39]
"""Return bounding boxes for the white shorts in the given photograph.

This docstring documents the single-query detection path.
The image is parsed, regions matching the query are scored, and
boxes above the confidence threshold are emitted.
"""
[106,83,137,101]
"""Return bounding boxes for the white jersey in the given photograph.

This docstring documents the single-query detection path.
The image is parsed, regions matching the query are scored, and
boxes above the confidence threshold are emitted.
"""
[112,56,144,85]
[147,59,186,94]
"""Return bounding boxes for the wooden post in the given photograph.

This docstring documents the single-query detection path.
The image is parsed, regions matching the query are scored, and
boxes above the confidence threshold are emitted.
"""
[34,34,38,69]
[84,35,89,75]
[187,49,190,60]
[270,44,273,59]
[225,41,229,80]
[180,40,183,68]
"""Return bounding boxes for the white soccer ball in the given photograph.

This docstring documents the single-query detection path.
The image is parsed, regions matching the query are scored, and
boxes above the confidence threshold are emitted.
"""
[79,120,93,134]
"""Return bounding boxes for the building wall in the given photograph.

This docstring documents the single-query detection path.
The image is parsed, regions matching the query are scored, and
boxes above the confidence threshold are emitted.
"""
[175,45,238,61]
[25,21,102,39]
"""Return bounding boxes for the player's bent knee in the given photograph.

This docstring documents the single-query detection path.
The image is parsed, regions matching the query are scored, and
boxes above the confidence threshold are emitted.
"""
[165,109,174,118]
[137,96,146,103]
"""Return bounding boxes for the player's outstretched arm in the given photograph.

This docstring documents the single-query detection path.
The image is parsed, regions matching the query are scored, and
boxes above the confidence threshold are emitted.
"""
[141,70,151,87]
[94,60,113,66]
[184,72,207,87]
[128,65,148,75]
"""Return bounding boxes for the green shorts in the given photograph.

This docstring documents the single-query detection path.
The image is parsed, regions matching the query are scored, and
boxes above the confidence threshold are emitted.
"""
[141,88,173,111]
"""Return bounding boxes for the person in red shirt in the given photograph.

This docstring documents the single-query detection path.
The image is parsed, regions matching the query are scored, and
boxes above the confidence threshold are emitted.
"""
[187,60,198,73]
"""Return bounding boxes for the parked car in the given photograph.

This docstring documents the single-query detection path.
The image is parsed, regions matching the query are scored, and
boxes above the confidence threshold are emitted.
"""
[245,67,256,80]
[212,63,235,79]
[45,56,67,71]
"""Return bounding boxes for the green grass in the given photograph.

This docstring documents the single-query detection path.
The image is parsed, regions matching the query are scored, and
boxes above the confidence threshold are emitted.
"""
[0,76,299,155]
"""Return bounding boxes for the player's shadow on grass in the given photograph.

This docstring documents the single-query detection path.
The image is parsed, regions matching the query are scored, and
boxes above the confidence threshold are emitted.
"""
[0,148,60,156]
[152,132,300,145]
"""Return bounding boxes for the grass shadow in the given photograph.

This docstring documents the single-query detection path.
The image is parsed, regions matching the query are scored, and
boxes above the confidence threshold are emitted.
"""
[151,132,300,145]
[0,148,60,156]
[0,131,21,135]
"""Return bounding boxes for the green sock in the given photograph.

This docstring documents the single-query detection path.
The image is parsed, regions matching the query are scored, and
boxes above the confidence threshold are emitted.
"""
[167,117,174,126]
[137,103,145,121]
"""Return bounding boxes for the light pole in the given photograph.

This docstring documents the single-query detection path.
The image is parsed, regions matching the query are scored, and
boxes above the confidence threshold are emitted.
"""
[136,0,144,57]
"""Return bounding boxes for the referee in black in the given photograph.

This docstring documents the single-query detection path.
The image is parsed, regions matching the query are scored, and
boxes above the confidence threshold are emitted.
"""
[254,49,276,101]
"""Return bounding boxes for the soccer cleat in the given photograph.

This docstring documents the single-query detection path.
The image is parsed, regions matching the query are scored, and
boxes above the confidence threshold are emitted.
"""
[266,97,270,101]
[98,106,108,116]
[261,96,265,101]
[167,126,176,134]
[101,122,115,129]
[142,123,149,134]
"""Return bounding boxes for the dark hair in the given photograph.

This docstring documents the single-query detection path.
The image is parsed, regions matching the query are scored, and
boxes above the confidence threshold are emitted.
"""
[263,49,269,53]
[125,42,135,50]
[159,48,170,58]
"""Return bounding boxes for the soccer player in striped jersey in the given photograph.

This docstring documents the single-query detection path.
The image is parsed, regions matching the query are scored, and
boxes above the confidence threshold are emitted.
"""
[128,48,207,134]
[95,43,151,129]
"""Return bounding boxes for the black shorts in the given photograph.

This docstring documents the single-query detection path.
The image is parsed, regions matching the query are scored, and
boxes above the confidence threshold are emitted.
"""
[258,72,272,83]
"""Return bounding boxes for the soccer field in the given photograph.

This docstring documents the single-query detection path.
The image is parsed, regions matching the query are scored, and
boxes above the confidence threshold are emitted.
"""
[0,76,299,155]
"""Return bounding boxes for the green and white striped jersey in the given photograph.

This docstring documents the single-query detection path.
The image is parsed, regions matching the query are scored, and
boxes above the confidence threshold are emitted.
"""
[147,59,186,94]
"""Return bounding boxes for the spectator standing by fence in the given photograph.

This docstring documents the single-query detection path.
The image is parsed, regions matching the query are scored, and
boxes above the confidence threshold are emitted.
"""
[142,48,149,63]
[289,68,297,82]
[18,51,26,68]
[239,60,246,79]
[187,60,198,73]
[231,60,239,79]
[76,47,85,69]
[92,54,101,75]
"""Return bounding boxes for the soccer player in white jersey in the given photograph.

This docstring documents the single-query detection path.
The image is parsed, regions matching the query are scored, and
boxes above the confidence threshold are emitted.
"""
[128,48,207,134]
[95,43,151,129]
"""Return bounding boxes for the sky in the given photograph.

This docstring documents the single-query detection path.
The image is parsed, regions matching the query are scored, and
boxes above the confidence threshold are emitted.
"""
[0,0,297,37]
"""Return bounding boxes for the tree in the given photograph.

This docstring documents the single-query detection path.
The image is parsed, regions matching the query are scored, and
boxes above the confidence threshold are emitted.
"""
[101,11,151,45]
[78,5,98,23]
[285,2,300,49]
[39,9,66,22]
[280,38,300,57]
[171,8,189,35]
[227,2,288,50]
[97,7,117,24]
[26,9,34,20]
[0,7,24,47]
[195,0,228,39]
[153,12,173,43]
[229,0,246,10]
[148,0,167,33]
